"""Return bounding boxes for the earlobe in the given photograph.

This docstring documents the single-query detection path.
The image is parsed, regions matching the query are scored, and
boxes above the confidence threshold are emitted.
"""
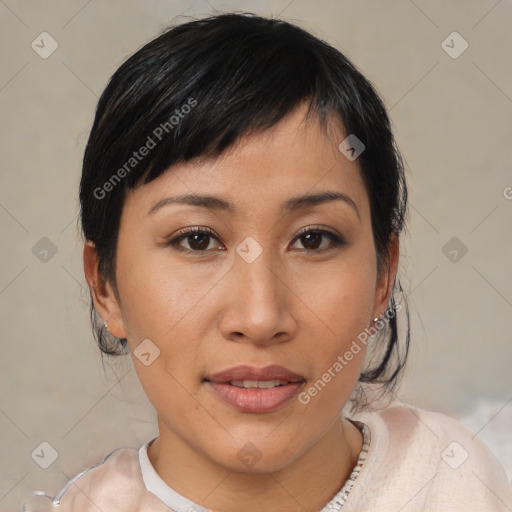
[83,242,127,339]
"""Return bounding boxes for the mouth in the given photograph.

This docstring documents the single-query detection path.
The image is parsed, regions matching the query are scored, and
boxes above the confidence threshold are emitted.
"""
[204,365,306,413]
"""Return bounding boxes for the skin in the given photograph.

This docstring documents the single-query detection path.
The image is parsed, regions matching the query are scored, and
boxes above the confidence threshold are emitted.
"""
[84,102,399,512]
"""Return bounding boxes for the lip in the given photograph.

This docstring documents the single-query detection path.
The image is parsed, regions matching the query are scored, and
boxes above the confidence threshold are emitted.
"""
[205,364,305,383]
[204,365,306,414]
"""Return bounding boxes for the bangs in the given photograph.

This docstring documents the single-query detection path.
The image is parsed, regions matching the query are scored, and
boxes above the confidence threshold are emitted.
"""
[82,14,372,203]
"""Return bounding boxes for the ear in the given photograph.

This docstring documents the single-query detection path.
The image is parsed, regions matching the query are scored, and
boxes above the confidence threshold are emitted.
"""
[83,242,127,339]
[372,234,399,319]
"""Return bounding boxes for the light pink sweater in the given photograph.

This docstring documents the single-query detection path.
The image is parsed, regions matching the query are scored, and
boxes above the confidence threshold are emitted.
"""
[24,402,512,511]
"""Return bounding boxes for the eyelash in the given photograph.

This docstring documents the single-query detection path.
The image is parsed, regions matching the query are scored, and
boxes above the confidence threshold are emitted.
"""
[166,225,346,254]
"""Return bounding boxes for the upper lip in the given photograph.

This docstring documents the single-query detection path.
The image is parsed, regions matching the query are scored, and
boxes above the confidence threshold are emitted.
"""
[205,365,305,383]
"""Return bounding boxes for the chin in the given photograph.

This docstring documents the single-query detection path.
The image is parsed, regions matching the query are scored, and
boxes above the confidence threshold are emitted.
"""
[210,436,307,475]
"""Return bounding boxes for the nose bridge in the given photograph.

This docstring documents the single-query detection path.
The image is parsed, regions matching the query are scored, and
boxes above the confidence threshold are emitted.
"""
[221,239,295,343]
[236,244,282,319]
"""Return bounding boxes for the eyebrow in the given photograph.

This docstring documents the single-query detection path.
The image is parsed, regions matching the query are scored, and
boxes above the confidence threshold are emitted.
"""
[148,191,360,219]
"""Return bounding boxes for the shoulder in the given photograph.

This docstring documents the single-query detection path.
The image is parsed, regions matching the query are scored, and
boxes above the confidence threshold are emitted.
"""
[54,448,143,511]
[370,401,507,472]
[25,447,172,512]
[346,400,512,511]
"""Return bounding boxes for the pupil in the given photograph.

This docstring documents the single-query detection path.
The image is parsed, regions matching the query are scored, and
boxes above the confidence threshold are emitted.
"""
[190,234,209,250]
[303,232,321,249]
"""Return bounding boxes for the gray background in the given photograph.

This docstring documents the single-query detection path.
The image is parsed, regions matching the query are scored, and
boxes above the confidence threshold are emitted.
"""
[1,0,511,509]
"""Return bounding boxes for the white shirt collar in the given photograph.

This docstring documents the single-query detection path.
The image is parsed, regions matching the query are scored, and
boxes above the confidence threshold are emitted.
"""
[138,439,210,512]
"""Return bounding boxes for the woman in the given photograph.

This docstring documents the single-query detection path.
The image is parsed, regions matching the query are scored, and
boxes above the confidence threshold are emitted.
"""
[25,12,511,512]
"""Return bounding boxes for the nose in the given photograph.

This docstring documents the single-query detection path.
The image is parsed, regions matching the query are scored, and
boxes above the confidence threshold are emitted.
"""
[218,246,298,347]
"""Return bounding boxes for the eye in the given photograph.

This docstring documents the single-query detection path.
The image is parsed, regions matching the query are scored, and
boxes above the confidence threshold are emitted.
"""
[166,225,345,254]
[291,226,345,251]
[167,226,224,252]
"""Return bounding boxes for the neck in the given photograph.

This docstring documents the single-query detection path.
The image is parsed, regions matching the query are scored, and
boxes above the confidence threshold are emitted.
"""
[148,416,362,512]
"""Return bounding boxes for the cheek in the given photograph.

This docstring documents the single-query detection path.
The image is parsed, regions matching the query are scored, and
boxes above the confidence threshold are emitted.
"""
[293,249,376,399]
[114,245,219,400]
[115,252,207,417]
[115,245,205,342]
[297,249,377,337]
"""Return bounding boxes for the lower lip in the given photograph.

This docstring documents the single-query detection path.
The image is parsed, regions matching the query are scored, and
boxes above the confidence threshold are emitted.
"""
[206,381,304,413]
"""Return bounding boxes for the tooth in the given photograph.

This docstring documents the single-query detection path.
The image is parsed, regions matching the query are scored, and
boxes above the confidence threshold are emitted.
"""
[258,380,278,389]
[228,380,290,389]
[243,380,259,388]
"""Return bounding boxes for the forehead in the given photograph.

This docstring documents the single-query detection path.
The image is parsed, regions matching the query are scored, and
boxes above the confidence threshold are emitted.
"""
[123,104,370,221]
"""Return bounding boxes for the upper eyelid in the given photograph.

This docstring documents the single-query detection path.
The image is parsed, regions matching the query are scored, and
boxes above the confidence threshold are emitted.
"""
[170,225,342,249]
[295,224,337,236]
[172,225,338,239]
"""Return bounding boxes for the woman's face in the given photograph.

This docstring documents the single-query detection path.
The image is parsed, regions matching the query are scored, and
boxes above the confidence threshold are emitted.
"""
[89,104,396,473]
